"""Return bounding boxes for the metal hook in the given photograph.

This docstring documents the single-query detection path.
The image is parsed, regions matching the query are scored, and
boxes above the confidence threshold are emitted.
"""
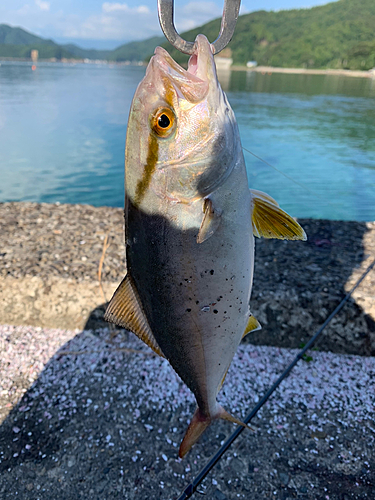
[157,0,241,55]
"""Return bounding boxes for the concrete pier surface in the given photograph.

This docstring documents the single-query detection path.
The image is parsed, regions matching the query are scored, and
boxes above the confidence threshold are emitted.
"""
[0,325,374,500]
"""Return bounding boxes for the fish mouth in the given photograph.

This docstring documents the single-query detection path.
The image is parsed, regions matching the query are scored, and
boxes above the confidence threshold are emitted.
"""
[186,34,214,80]
[152,34,216,103]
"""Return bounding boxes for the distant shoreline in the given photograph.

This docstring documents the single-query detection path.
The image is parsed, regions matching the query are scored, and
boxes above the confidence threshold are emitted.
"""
[0,57,146,66]
[1,57,375,78]
[231,65,375,79]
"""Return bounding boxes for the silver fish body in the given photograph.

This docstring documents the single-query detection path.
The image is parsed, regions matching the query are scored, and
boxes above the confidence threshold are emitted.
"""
[126,145,253,417]
[105,35,306,456]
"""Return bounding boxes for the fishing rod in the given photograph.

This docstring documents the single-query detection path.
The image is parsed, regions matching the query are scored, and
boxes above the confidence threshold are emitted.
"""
[176,257,375,500]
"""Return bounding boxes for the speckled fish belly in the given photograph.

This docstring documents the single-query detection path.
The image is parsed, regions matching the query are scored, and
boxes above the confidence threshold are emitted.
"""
[105,34,306,457]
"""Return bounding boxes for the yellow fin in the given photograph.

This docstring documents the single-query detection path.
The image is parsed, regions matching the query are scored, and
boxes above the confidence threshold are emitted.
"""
[242,314,262,339]
[197,198,222,244]
[250,189,307,241]
[104,275,164,357]
[217,367,229,394]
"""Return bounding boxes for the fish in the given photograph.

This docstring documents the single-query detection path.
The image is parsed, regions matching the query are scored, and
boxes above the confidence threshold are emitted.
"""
[104,34,306,458]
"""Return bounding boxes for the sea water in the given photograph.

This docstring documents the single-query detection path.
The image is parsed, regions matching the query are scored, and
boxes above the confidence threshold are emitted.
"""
[0,61,374,221]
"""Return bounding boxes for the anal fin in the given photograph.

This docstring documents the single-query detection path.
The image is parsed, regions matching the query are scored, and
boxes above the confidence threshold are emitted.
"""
[242,314,262,339]
[251,189,307,241]
[104,274,164,358]
[218,315,262,394]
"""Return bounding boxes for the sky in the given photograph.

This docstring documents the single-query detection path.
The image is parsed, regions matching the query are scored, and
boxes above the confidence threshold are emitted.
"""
[1,0,333,49]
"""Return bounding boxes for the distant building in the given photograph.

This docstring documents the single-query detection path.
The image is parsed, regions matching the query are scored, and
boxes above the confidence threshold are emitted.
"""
[215,57,233,70]
[31,49,39,62]
[214,47,233,71]
[246,61,257,68]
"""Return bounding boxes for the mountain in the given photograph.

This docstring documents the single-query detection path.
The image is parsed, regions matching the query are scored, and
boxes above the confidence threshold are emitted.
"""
[60,44,110,60]
[161,0,375,70]
[109,36,164,62]
[0,24,77,59]
[2,0,375,70]
[0,24,161,62]
[59,37,165,62]
[0,24,55,46]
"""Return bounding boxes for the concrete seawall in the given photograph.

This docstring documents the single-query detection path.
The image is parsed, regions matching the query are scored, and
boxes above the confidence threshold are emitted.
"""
[1,201,374,355]
[231,65,375,78]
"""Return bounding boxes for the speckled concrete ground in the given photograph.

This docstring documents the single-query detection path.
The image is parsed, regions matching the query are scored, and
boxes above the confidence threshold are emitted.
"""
[1,202,375,498]
[0,325,374,500]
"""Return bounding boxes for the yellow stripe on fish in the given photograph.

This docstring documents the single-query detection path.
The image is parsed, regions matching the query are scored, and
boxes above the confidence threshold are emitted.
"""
[134,134,159,207]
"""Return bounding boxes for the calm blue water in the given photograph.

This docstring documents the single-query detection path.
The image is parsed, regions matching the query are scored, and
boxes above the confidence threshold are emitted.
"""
[1,61,375,220]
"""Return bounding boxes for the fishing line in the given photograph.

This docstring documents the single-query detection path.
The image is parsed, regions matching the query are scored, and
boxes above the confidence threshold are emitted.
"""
[177,258,375,500]
[242,146,337,207]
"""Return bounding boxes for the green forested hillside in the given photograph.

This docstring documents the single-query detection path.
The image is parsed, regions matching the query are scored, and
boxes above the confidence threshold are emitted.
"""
[60,44,109,60]
[0,24,163,62]
[162,0,375,70]
[0,43,77,60]
[0,24,54,46]
[1,0,375,69]
[63,36,165,61]
[0,25,77,59]
[109,36,164,62]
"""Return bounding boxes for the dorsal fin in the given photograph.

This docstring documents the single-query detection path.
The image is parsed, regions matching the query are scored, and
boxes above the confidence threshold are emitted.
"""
[104,275,164,357]
[250,189,307,241]
[242,314,262,339]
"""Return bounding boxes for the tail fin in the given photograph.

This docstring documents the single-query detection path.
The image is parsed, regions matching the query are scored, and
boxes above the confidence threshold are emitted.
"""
[179,405,253,458]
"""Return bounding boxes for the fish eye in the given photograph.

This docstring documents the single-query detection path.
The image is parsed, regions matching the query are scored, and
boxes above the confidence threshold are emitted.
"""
[158,114,170,128]
[151,107,176,137]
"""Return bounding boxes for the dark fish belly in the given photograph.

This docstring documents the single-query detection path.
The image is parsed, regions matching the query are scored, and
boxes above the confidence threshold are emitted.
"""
[126,200,252,411]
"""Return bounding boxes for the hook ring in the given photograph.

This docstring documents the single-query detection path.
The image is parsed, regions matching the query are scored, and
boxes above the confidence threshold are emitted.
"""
[157,0,241,55]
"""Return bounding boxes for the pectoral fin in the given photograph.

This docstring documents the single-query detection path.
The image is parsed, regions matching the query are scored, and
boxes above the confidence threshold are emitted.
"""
[251,189,307,241]
[197,198,222,244]
[104,275,164,358]
[242,314,262,339]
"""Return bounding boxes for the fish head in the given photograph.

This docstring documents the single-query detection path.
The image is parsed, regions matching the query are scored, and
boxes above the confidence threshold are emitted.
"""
[126,34,239,206]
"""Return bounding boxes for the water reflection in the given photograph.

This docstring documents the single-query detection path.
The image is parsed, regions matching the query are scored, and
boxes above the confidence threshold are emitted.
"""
[228,70,375,98]
[222,70,375,220]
